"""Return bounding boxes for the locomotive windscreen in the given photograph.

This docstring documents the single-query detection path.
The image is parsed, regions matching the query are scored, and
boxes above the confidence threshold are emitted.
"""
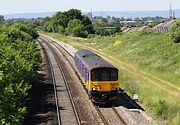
[91,68,118,81]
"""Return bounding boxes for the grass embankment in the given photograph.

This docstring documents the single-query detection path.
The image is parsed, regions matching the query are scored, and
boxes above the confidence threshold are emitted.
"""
[40,31,180,125]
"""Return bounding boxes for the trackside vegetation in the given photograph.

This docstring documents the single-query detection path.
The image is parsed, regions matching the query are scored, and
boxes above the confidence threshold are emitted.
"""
[41,30,180,125]
[41,9,94,38]
[170,20,180,43]
[0,22,41,124]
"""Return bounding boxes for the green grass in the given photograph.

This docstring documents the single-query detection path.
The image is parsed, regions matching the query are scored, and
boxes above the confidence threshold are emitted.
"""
[40,31,180,125]
[88,32,180,87]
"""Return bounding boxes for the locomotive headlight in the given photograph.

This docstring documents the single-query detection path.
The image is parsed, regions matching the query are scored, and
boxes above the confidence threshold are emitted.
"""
[92,88,97,91]
[112,87,117,90]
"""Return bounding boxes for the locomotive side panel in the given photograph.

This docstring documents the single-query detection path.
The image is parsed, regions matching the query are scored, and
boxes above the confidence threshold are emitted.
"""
[74,53,90,85]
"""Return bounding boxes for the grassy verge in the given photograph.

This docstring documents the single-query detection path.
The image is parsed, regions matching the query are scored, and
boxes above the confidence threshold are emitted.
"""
[40,31,180,125]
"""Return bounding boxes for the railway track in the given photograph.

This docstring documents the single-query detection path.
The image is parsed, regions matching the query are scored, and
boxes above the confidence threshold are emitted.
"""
[38,37,81,125]
[40,35,144,109]
[39,35,130,125]
[112,106,127,125]
[39,36,86,89]
[95,105,127,125]
[38,35,154,125]
[94,106,109,125]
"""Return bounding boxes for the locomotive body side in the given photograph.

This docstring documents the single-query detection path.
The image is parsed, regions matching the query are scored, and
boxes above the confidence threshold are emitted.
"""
[74,49,119,103]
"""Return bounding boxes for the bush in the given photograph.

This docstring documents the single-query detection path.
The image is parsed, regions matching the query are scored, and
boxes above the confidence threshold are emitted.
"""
[156,99,168,119]
[67,19,88,37]
[171,29,180,43]
[138,29,155,36]
[42,9,94,37]
[170,20,180,43]
[0,22,41,125]
[12,22,39,39]
[95,28,111,36]
[57,26,65,34]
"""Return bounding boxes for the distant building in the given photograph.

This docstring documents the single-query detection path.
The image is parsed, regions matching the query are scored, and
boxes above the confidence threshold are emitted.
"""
[153,20,176,32]
[120,20,136,24]
[152,3,176,32]
[82,12,92,20]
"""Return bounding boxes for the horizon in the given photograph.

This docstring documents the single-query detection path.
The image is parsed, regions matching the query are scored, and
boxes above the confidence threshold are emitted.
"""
[0,0,180,15]
[2,8,180,16]
[3,10,180,20]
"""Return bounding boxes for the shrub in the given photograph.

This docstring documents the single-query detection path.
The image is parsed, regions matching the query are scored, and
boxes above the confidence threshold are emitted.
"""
[42,9,94,37]
[171,29,180,43]
[138,29,155,36]
[67,19,88,37]
[0,22,41,125]
[170,20,180,43]
[156,99,168,119]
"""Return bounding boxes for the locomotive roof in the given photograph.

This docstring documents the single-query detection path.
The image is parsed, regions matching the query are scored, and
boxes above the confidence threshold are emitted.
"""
[75,49,116,70]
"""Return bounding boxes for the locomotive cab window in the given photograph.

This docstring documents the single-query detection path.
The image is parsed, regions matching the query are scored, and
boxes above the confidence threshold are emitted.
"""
[91,68,118,81]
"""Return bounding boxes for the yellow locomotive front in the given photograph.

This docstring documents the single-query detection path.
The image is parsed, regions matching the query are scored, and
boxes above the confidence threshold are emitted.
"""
[88,67,119,103]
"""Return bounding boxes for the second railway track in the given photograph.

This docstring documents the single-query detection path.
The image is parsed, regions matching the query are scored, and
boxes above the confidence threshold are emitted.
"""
[38,37,81,125]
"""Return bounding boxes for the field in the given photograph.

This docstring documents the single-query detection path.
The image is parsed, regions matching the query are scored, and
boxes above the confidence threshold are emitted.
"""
[40,31,180,125]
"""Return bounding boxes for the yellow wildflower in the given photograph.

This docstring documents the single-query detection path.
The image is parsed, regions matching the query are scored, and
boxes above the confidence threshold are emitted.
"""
[114,40,122,46]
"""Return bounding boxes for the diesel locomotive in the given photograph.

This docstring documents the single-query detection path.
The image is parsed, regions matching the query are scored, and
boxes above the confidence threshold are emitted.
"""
[74,49,119,103]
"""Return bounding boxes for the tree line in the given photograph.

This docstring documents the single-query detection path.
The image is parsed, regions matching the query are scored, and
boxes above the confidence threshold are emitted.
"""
[41,9,94,38]
[0,21,41,124]
[0,15,5,24]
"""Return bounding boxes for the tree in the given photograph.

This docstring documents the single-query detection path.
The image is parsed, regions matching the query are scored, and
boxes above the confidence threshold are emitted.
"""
[82,16,94,34]
[52,12,67,28]
[67,19,87,37]
[170,20,180,43]
[11,21,38,39]
[42,9,94,37]
[42,21,52,32]
[0,21,41,125]
[30,18,44,30]
[0,22,10,33]
[57,26,65,34]
[51,9,83,29]
[65,9,83,21]
[0,15,5,24]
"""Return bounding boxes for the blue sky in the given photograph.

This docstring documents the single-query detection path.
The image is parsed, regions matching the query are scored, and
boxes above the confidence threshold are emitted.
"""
[0,0,179,14]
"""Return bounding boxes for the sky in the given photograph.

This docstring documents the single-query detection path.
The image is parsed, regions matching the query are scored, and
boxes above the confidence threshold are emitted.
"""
[0,0,180,14]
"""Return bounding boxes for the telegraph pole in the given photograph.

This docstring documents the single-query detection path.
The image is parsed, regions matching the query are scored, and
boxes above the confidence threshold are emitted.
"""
[169,3,173,20]
[99,0,103,19]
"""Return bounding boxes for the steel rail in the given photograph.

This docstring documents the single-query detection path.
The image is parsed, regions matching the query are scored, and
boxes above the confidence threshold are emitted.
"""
[95,106,109,125]
[40,35,74,58]
[38,40,61,125]
[40,36,83,88]
[39,37,81,125]
[112,106,127,125]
